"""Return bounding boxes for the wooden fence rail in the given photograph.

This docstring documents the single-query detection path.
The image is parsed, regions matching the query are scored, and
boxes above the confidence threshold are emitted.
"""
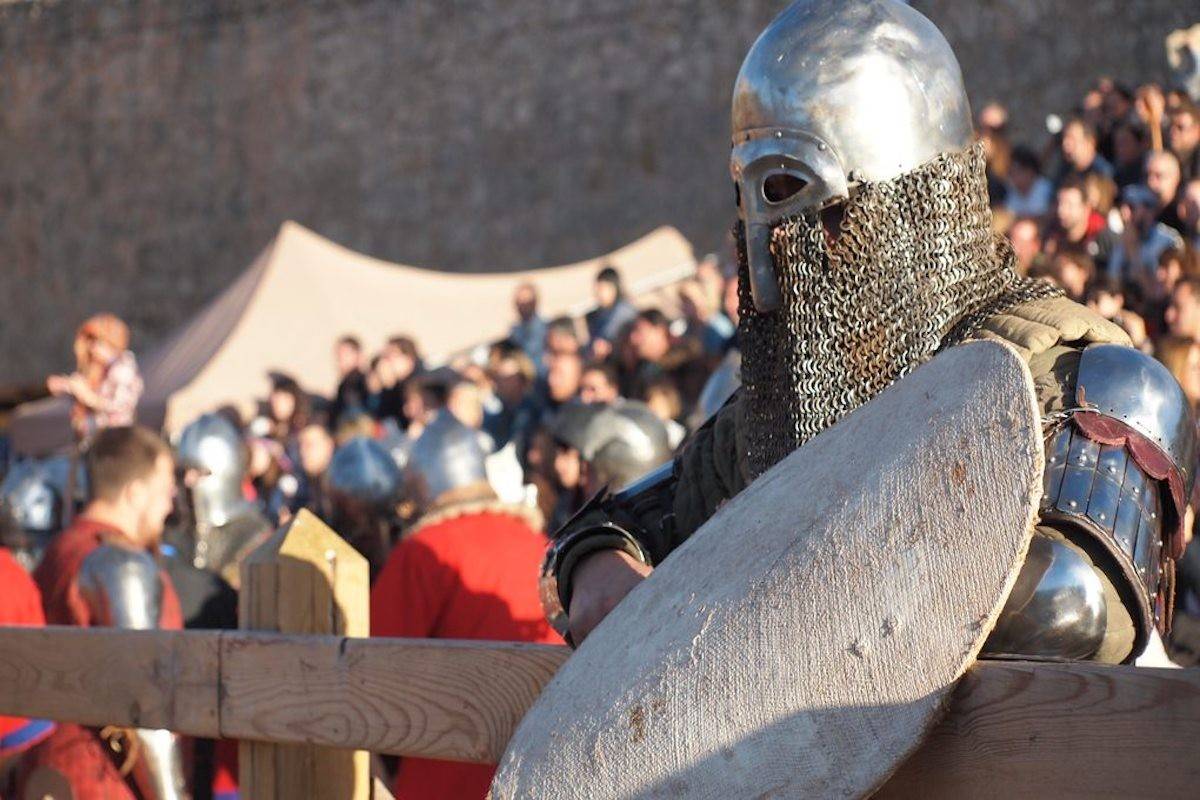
[1,625,1200,796]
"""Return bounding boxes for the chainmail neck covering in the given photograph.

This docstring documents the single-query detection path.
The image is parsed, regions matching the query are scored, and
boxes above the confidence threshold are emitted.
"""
[736,143,1060,479]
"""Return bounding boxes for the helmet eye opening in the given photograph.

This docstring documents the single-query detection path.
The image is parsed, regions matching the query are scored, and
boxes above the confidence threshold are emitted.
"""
[762,172,808,205]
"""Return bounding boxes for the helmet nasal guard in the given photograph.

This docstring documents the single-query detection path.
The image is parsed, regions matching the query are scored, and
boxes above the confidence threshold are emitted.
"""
[730,0,975,311]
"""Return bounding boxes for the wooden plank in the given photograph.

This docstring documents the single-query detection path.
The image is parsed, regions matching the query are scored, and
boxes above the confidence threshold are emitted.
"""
[237,509,371,800]
[1,625,1200,798]
[0,625,219,737]
[492,341,1044,799]
[877,660,1200,799]
[219,635,569,763]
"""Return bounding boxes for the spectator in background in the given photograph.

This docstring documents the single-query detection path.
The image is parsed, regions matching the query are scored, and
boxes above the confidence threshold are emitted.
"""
[265,373,310,463]
[544,315,582,360]
[543,351,583,419]
[446,378,488,436]
[643,378,687,450]
[484,343,539,453]
[276,421,336,523]
[1156,335,1200,411]
[1110,121,1149,189]
[678,277,735,359]
[247,436,290,523]
[1147,150,1185,234]
[1109,184,1185,292]
[1179,178,1200,248]
[329,335,368,430]
[722,271,741,330]
[1084,172,1119,222]
[546,404,594,533]
[1169,101,1200,185]
[1052,251,1094,303]
[694,254,728,323]
[371,336,421,431]
[1056,116,1114,185]
[1145,248,1195,337]
[578,361,621,405]
[508,282,547,371]
[1044,176,1114,265]
[47,314,144,441]
[1002,146,1053,219]
[585,265,638,360]
[976,101,1011,206]
[402,378,441,440]
[1007,217,1044,275]
[1100,82,1135,149]
[1085,275,1149,351]
[1165,277,1200,341]
[624,309,707,412]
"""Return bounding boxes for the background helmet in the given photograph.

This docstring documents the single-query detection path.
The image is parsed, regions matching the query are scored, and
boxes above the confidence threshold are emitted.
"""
[327,436,403,508]
[175,413,251,529]
[550,400,673,491]
[405,410,490,509]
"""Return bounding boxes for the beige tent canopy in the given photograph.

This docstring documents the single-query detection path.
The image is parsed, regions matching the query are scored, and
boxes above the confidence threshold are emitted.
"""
[10,221,696,456]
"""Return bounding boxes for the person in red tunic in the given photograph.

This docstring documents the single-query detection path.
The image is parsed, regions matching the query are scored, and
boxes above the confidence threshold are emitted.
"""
[0,546,55,794]
[371,411,562,799]
[21,426,188,800]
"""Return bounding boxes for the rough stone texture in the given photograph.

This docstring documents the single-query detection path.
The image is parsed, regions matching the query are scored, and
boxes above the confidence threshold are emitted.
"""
[0,0,1193,385]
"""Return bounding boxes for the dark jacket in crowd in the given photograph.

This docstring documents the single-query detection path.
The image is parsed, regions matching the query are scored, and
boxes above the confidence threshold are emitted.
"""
[330,369,369,429]
[586,299,638,344]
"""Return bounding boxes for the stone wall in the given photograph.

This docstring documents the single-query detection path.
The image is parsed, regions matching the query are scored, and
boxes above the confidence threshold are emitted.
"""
[0,0,1194,385]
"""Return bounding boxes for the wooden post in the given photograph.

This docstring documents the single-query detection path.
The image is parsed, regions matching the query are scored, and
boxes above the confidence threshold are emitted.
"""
[238,509,370,800]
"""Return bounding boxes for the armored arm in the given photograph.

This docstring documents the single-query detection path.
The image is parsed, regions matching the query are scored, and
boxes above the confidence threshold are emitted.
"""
[540,462,675,637]
[77,546,189,800]
[540,395,748,636]
[984,344,1197,663]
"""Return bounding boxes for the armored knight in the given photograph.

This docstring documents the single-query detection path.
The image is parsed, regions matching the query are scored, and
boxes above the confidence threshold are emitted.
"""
[544,0,1197,664]
[172,413,271,587]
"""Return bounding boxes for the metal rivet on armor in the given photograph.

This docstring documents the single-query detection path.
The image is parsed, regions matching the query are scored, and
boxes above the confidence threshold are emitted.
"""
[1151,512,1157,520]
[775,131,783,138]
[1098,513,1106,521]
[1068,500,1078,508]
[818,142,827,151]
[1049,457,1056,464]
[1107,466,1116,473]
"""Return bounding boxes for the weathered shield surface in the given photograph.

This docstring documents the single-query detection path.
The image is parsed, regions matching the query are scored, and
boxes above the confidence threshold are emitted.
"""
[491,341,1043,799]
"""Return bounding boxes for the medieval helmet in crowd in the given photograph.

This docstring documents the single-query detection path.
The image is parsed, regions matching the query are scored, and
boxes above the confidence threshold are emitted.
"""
[325,436,404,576]
[327,437,403,509]
[175,413,253,530]
[551,400,673,491]
[730,0,1058,477]
[405,410,490,510]
[0,456,81,569]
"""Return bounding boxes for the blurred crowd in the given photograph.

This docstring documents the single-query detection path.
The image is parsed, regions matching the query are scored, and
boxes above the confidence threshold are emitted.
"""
[4,74,1200,800]
[0,260,742,800]
[987,81,1200,401]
